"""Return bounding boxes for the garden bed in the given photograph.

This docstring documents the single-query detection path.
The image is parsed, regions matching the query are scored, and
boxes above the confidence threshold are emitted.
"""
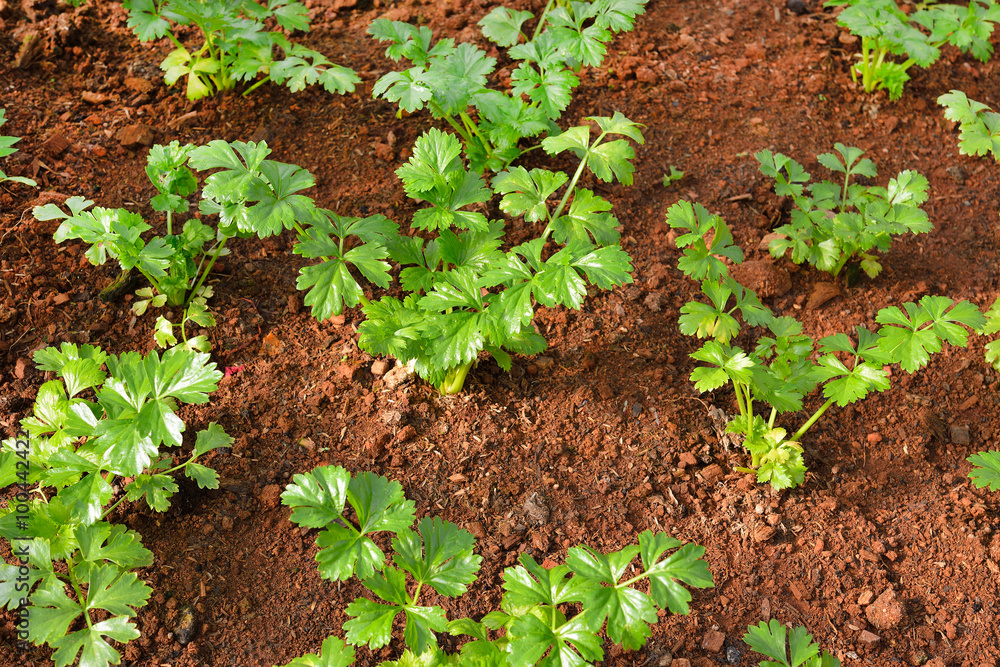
[1,0,999,665]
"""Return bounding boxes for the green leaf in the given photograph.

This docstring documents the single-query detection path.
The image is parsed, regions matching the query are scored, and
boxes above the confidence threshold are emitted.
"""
[743,620,840,667]
[508,613,603,667]
[551,188,620,246]
[392,517,482,597]
[593,0,648,32]
[76,523,153,569]
[968,451,1000,491]
[123,0,172,41]
[939,90,1000,159]
[541,125,590,156]
[343,597,400,650]
[510,64,578,119]
[50,616,141,667]
[638,531,714,614]
[502,554,593,608]
[193,422,233,457]
[585,138,635,185]
[876,296,985,372]
[276,635,356,667]
[690,341,754,391]
[185,462,219,489]
[402,604,450,655]
[282,465,352,529]
[493,167,567,223]
[666,200,743,281]
[314,472,416,581]
[124,473,178,513]
[82,563,152,616]
[479,7,534,47]
[27,578,83,646]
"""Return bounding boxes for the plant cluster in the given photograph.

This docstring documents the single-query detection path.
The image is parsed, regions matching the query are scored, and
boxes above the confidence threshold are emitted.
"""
[122,0,359,100]
[756,143,931,280]
[0,109,37,188]
[0,343,231,667]
[40,113,640,396]
[668,201,987,489]
[275,464,714,666]
[369,0,648,173]
[356,114,641,394]
[827,0,1000,100]
[37,140,326,352]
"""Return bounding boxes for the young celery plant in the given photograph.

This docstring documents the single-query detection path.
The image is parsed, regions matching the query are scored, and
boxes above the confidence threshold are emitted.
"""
[123,0,358,100]
[756,143,931,280]
[38,139,325,352]
[669,202,986,489]
[354,113,641,395]
[278,464,715,666]
[369,0,649,173]
[826,0,1000,100]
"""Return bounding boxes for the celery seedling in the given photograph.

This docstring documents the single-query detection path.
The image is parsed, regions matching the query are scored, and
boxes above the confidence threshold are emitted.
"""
[370,0,648,173]
[123,0,359,100]
[280,464,714,664]
[939,90,1000,160]
[0,343,231,667]
[670,203,986,489]
[744,620,841,667]
[827,0,1000,100]
[756,144,931,280]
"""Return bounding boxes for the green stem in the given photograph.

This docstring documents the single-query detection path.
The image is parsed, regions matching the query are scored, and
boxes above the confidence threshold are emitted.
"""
[101,495,129,521]
[532,0,555,40]
[166,210,173,237]
[830,251,851,278]
[429,101,475,146]
[542,132,605,239]
[67,568,95,631]
[439,362,473,395]
[242,76,272,97]
[741,384,754,425]
[186,237,229,307]
[411,582,423,607]
[767,407,777,429]
[732,380,749,423]
[792,396,836,442]
[165,31,187,52]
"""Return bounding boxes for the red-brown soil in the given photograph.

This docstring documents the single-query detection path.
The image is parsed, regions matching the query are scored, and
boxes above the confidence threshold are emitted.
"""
[2,0,1000,666]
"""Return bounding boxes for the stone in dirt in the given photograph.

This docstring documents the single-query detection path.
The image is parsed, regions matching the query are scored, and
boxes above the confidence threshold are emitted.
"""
[116,123,156,150]
[81,91,109,104]
[41,132,72,156]
[371,359,390,376]
[383,361,414,390]
[949,425,970,445]
[14,357,29,379]
[259,332,284,357]
[258,484,283,509]
[858,629,880,646]
[523,492,550,525]
[806,282,842,310]
[701,464,724,484]
[701,629,725,652]
[866,588,904,630]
